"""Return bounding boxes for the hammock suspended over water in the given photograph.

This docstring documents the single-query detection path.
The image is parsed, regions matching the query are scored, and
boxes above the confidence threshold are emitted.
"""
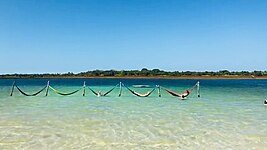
[87,83,119,97]
[48,86,82,96]
[161,81,200,99]
[10,81,47,96]
[9,81,200,98]
[125,86,155,97]
[123,83,160,97]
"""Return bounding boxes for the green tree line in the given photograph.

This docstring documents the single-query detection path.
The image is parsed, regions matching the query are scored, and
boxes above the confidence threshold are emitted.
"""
[1,69,267,78]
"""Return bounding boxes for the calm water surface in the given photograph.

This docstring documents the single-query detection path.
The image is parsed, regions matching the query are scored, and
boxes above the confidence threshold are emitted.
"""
[0,79,266,149]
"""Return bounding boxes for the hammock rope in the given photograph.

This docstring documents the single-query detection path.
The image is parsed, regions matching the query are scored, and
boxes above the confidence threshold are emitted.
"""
[103,84,118,96]
[87,87,98,96]
[124,85,156,97]
[49,86,81,96]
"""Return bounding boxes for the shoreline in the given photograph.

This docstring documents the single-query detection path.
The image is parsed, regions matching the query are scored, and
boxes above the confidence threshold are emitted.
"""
[1,75,267,80]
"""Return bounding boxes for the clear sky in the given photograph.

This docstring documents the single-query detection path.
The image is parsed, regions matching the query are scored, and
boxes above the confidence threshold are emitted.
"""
[0,0,266,74]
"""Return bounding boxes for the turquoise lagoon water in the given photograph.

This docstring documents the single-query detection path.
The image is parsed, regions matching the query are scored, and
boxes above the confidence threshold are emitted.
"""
[0,78,266,149]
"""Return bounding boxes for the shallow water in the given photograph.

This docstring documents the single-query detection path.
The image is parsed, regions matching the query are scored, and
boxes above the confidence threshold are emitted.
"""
[0,79,267,149]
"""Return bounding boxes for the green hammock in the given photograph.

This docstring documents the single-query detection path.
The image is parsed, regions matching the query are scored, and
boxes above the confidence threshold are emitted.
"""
[49,86,81,96]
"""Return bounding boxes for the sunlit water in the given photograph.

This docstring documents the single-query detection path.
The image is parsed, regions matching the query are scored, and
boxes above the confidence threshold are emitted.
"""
[0,79,267,149]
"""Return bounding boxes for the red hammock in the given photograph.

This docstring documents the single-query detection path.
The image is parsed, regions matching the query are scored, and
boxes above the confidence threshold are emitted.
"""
[161,87,191,98]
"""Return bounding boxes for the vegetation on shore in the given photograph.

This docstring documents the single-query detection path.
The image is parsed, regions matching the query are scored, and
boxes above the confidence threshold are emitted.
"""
[1,69,267,79]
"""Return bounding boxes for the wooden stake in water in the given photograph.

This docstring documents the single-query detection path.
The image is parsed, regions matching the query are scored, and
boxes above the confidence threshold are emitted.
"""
[82,81,86,96]
[119,82,122,97]
[197,81,200,97]
[157,85,161,97]
[45,81,50,96]
[10,81,15,96]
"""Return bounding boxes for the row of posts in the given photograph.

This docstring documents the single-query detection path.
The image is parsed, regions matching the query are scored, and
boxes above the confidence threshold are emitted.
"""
[10,81,200,97]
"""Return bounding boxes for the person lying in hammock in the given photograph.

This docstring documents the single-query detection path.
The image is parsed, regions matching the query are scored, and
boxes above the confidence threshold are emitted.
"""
[132,90,152,97]
[97,91,104,97]
[180,90,190,100]
[162,87,191,100]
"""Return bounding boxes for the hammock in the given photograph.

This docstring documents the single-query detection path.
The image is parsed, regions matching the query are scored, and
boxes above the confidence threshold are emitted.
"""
[161,87,191,98]
[87,84,118,97]
[14,85,47,96]
[124,85,156,97]
[161,81,200,98]
[49,86,81,96]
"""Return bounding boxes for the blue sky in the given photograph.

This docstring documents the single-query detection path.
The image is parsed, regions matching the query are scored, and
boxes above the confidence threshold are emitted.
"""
[0,0,266,74]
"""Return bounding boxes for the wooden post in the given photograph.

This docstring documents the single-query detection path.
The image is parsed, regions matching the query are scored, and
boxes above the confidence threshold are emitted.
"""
[10,81,15,96]
[197,81,200,97]
[45,81,50,96]
[157,85,161,97]
[118,82,122,97]
[82,81,86,96]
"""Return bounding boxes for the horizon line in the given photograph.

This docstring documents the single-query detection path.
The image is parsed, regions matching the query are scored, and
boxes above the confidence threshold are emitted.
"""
[1,69,267,75]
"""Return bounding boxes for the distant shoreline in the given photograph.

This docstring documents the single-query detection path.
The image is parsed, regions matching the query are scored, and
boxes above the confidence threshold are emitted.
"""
[1,69,267,79]
[1,75,267,80]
